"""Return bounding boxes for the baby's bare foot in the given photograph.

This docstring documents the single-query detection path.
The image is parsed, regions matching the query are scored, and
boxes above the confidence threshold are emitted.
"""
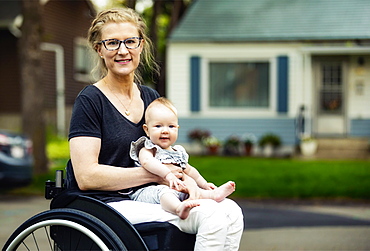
[176,200,200,219]
[212,181,236,202]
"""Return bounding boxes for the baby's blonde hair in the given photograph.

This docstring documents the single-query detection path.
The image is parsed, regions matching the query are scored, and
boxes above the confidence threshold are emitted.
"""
[145,97,178,122]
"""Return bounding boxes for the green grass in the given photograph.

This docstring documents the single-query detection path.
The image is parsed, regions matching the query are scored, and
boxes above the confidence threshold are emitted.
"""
[189,156,370,200]
[8,138,370,200]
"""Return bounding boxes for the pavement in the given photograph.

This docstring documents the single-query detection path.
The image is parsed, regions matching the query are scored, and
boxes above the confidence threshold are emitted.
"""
[237,198,370,250]
[1,195,370,250]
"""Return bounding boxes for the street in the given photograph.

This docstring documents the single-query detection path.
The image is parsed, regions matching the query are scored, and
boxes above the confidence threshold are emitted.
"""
[1,195,370,250]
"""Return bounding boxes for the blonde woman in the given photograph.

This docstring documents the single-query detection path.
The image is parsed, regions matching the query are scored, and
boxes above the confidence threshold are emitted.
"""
[66,8,243,250]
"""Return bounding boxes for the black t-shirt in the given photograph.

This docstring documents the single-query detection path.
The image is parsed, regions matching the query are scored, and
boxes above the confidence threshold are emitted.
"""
[65,84,160,203]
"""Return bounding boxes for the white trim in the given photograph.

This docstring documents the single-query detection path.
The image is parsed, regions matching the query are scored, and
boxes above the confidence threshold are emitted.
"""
[40,42,66,137]
[301,46,370,54]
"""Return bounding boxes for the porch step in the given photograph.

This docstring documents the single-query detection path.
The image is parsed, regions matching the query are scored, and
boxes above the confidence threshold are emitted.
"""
[314,138,369,159]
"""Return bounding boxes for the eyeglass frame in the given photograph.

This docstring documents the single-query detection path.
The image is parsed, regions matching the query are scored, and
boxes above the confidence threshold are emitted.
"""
[99,37,143,51]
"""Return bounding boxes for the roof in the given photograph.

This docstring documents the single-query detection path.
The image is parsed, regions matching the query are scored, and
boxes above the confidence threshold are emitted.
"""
[0,0,96,29]
[169,0,370,42]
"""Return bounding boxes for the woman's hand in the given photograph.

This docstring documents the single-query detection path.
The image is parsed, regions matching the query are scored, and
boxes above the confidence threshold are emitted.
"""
[164,164,183,179]
[165,172,186,191]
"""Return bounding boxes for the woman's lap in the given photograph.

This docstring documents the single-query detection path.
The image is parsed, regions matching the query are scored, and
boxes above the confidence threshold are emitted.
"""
[108,198,243,234]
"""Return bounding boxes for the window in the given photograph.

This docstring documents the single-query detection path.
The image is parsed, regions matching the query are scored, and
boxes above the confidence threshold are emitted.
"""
[319,62,343,114]
[74,37,94,82]
[209,62,270,108]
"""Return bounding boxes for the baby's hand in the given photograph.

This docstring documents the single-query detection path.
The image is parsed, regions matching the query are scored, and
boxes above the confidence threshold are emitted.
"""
[165,172,186,191]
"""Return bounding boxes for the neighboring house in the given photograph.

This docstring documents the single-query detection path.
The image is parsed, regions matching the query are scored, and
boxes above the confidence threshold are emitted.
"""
[167,0,370,149]
[0,0,96,135]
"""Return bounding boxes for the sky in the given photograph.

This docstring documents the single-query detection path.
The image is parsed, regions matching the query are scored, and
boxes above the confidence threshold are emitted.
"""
[91,0,153,12]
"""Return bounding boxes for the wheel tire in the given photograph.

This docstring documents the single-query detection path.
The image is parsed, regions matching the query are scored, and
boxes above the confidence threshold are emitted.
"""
[3,208,127,251]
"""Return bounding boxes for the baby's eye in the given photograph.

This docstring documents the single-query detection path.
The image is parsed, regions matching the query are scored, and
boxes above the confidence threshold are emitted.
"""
[155,125,162,128]
[169,125,177,129]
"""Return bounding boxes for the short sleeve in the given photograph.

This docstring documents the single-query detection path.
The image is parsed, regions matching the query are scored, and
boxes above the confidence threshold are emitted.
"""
[69,88,102,140]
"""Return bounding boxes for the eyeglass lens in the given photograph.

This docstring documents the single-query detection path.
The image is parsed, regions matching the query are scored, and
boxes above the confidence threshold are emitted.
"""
[103,37,141,50]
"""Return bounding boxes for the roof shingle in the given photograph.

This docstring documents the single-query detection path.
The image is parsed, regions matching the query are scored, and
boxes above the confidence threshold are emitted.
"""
[170,0,370,42]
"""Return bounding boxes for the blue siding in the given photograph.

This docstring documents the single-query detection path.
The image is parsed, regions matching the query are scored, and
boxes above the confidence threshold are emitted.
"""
[190,56,201,112]
[277,56,288,113]
[350,119,370,137]
[178,118,296,145]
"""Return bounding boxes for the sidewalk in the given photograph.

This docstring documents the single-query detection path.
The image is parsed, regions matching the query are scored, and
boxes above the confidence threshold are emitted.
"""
[237,199,370,250]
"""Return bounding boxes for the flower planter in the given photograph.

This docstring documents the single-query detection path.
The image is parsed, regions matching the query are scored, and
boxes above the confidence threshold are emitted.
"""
[300,140,318,156]
[262,144,274,157]
[244,144,253,156]
[207,145,219,155]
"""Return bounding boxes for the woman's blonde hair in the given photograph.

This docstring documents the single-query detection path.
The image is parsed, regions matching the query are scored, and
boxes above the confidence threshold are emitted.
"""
[87,8,158,83]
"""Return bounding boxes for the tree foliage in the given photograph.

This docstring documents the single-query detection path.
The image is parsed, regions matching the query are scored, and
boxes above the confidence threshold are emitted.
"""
[121,0,193,95]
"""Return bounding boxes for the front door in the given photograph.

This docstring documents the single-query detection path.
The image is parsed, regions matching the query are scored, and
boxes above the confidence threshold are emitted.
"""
[313,57,348,136]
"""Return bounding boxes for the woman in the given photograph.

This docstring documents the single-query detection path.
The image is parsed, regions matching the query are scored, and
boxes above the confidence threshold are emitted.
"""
[66,7,243,250]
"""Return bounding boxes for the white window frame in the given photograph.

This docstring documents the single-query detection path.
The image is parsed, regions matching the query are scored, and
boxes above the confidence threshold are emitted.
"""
[201,57,277,117]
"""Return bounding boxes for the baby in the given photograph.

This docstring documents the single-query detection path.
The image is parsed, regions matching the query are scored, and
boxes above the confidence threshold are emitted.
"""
[129,97,235,219]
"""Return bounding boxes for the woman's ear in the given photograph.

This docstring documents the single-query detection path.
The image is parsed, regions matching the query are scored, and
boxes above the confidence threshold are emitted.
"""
[96,44,103,57]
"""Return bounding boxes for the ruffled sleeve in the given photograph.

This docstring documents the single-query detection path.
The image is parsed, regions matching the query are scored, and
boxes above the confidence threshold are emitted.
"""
[129,136,147,163]
[172,145,189,166]
[129,136,161,164]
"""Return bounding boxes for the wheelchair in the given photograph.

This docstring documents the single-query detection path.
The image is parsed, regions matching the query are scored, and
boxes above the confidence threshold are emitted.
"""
[3,170,196,250]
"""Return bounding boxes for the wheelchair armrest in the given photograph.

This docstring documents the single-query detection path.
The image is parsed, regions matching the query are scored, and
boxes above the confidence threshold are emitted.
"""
[45,170,65,200]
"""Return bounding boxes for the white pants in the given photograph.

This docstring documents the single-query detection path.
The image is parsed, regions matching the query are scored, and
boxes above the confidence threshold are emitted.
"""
[108,198,244,251]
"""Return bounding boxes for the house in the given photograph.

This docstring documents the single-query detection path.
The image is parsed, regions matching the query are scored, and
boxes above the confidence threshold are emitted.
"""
[167,0,370,154]
[0,0,96,135]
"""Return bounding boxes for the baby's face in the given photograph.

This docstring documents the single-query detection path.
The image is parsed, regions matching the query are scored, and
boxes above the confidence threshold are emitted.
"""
[144,105,179,150]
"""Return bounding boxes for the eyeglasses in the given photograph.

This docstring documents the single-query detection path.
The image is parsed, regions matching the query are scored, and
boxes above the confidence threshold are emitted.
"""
[100,37,143,51]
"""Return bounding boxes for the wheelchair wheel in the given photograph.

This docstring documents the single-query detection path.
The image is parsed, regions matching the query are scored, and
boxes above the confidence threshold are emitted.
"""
[3,208,127,251]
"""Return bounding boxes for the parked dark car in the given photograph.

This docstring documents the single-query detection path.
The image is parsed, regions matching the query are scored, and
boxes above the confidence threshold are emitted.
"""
[0,130,33,188]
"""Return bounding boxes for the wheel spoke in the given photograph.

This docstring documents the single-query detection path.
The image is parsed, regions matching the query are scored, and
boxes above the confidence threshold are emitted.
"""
[44,226,53,250]
[31,232,40,250]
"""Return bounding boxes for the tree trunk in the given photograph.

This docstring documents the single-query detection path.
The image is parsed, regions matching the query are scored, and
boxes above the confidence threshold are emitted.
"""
[19,0,48,174]
[126,0,137,10]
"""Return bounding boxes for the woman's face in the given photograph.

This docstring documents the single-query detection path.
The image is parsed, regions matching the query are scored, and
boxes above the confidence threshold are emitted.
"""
[98,22,143,79]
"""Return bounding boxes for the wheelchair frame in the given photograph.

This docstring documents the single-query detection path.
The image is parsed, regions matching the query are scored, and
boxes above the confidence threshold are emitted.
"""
[2,170,196,251]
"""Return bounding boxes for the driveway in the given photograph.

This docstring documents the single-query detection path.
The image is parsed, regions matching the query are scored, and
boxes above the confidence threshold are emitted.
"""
[238,199,370,250]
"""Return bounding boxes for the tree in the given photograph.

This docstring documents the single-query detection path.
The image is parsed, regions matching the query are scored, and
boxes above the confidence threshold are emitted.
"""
[141,0,191,95]
[126,0,137,9]
[19,0,48,174]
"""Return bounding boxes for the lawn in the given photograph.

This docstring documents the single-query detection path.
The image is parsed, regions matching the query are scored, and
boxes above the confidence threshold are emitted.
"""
[189,156,370,200]
[9,138,370,200]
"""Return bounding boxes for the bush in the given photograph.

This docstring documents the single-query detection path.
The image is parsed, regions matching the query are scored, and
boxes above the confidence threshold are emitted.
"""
[259,133,281,147]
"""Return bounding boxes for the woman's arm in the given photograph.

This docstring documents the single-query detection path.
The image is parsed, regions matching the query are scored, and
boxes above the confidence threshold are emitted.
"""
[70,136,161,191]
